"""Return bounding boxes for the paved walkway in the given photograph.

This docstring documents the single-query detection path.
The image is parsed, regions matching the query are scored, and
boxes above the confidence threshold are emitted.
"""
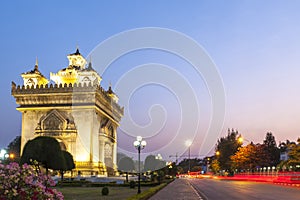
[149,178,201,200]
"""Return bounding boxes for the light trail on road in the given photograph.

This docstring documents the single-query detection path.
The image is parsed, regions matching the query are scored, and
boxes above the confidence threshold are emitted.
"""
[188,178,300,200]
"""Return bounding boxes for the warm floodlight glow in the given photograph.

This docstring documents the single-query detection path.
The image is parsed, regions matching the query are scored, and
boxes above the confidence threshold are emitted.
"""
[216,151,220,156]
[238,137,243,143]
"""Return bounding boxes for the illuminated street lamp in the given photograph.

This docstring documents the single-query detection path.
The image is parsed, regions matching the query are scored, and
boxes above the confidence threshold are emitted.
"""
[216,151,220,156]
[9,153,15,160]
[185,140,192,173]
[0,149,7,160]
[133,136,146,194]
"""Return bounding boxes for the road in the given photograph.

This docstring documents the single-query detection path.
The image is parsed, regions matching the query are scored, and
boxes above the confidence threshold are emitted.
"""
[189,178,300,200]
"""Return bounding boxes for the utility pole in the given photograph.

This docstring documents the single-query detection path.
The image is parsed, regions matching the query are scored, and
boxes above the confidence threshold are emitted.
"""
[169,153,178,164]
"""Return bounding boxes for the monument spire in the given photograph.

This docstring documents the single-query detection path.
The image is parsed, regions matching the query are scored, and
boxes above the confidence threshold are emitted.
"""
[75,44,80,55]
[87,56,93,70]
[35,56,38,70]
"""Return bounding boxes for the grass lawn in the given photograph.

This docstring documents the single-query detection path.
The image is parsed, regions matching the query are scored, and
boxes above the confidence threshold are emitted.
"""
[57,186,149,200]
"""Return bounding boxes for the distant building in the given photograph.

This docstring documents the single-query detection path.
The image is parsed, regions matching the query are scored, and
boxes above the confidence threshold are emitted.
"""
[11,48,123,176]
[280,152,288,161]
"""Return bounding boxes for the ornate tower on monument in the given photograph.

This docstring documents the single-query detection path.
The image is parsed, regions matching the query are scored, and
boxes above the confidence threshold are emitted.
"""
[11,48,123,176]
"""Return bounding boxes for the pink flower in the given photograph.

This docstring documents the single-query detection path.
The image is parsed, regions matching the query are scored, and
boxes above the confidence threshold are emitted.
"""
[0,162,64,200]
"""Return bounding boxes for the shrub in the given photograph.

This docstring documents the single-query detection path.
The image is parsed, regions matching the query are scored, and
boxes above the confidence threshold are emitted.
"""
[0,162,63,199]
[129,180,136,188]
[127,183,168,200]
[101,186,109,195]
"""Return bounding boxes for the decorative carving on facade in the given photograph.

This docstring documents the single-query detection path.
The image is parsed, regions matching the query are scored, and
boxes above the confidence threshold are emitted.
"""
[104,143,112,159]
[43,113,64,130]
[82,76,91,85]
[35,110,77,137]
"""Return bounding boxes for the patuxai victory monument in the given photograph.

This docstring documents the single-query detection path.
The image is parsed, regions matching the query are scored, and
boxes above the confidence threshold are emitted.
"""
[11,48,124,176]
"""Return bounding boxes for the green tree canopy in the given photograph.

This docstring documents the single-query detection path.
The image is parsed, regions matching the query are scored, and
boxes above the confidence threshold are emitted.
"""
[21,136,66,174]
[230,132,280,171]
[263,132,280,166]
[231,143,261,171]
[118,156,135,172]
[144,155,165,172]
[177,158,202,173]
[62,150,75,171]
[118,156,135,183]
[5,136,21,163]
[210,159,220,174]
[215,129,241,171]
[287,138,300,170]
[117,152,127,165]
[59,150,75,180]
[7,136,21,157]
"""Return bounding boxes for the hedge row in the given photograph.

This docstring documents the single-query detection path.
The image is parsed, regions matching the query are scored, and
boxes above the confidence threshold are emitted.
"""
[56,180,165,187]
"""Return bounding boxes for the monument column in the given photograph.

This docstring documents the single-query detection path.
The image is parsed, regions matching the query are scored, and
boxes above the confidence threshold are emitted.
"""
[113,142,117,165]
[99,140,105,163]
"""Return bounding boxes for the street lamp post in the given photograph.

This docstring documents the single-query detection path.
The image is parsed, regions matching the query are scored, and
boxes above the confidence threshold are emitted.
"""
[133,136,146,194]
[185,140,192,173]
[188,146,190,172]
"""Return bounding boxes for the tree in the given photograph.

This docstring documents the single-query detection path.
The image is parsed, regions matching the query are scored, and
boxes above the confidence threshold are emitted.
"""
[177,158,202,173]
[286,138,300,171]
[263,132,280,166]
[118,156,135,182]
[21,136,66,174]
[60,151,75,180]
[231,143,259,171]
[117,152,127,165]
[20,140,41,171]
[215,129,241,172]
[6,136,21,163]
[210,159,220,174]
[191,166,202,172]
[144,155,165,172]
[279,140,292,153]
[255,143,271,167]
[176,166,184,174]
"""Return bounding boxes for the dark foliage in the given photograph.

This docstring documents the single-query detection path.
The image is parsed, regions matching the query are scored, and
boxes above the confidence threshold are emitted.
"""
[20,136,66,174]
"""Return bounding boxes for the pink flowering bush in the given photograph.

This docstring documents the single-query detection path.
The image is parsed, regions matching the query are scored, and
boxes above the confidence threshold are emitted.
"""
[0,162,63,200]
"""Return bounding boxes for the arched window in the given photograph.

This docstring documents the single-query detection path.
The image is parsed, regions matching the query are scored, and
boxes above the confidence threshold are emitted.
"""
[26,78,35,87]
[82,76,91,86]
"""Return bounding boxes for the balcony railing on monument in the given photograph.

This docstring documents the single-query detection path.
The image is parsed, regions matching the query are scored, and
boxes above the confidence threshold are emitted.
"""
[75,161,105,168]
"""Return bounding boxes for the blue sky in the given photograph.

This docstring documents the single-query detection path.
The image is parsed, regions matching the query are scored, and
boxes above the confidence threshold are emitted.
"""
[1,1,300,159]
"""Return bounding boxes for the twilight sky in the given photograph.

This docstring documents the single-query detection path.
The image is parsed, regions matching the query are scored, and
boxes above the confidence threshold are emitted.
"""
[1,1,300,160]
